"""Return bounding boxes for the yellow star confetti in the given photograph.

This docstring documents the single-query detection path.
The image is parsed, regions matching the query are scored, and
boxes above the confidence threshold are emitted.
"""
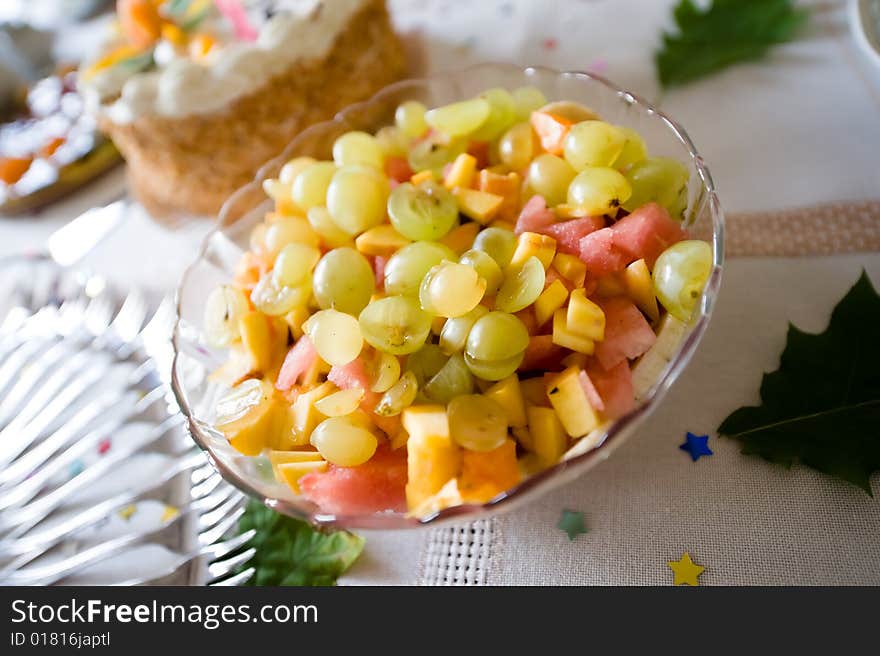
[160,505,179,523]
[667,552,705,586]
[118,504,137,521]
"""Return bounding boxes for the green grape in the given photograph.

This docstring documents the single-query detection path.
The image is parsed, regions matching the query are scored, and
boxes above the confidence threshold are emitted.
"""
[498,122,535,171]
[368,351,401,393]
[291,161,337,210]
[424,353,474,404]
[563,121,627,170]
[405,343,448,388]
[374,370,418,416]
[375,125,410,158]
[384,241,457,297]
[652,240,712,321]
[395,100,429,138]
[567,166,632,216]
[613,127,648,171]
[358,295,432,355]
[388,181,458,241]
[312,247,375,315]
[332,131,385,169]
[303,308,363,366]
[448,394,508,451]
[264,217,320,256]
[472,226,517,269]
[310,416,377,467]
[251,273,311,316]
[466,310,530,361]
[307,206,354,248]
[272,243,321,287]
[512,86,548,120]
[326,165,390,235]
[464,352,524,382]
[471,88,517,142]
[407,135,466,174]
[204,285,249,347]
[419,262,486,318]
[439,305,489,355]
[495,256,546,313]
[425,97,491,138]
[527,154,576,206]
[279,156,316,184]
[622,156,689,217]
[459,249,503,294]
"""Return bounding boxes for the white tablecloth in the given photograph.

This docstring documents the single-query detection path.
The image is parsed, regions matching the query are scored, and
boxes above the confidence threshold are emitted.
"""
[1,0,878,585]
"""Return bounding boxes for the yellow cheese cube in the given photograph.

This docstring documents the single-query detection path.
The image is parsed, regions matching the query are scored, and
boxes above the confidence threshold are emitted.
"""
[545,366,601,437]
[452,187,504,224]
[552,252,587,288]
[483,375,528,427]
[510,232,557,269]
[355,224,411,257]
[291,381,335,445]
[623,258,659,321]
[444,153,477,189]
[534,279,569,327]
[526,405,567,464]
[440,221,480,255]
[567,289,605,341]
[410,170,434,185]
[276,461,327,494]
[552,308,595,354]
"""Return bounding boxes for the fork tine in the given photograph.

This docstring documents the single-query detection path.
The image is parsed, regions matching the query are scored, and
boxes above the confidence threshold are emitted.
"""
[198,503,247,548]
[205,528,255,560]
[191,484,238,514]
[198,494,246,533]
[210,567,254,586]
[206,547,257,582]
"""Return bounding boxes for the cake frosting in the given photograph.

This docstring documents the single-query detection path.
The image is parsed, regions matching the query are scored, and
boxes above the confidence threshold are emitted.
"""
[84,0,367,123]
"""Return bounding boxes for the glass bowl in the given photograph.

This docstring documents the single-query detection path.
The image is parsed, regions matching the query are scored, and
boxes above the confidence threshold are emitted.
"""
[171,63,724,530]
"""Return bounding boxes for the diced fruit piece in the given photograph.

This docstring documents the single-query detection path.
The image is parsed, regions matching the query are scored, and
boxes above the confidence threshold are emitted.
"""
[578,227,631,277]
[520,376,549,406]
[284,306,311,341]
[483,375,527,427]
[586,360,635,419]
[539,101,598,123]
[385,156,414,183]
[526,405,567,463]
[459,439,521,502]
[631,349,667,400]
[410,169,433,185]
[529,110,573,155]
[552,308,594,355]
[300,444,408,514]
[479,170,521,221]
[519,335,566,372]
[545,366,601,437]
[276,337,318,391]
[118,0,162,48]
[654,314,688,359]
[355,225,411,257]
[0,156,32,184]
[276,461,328,494]
[534,279,569,327]
[552,253,588,288]
[440,222,480,255]
[268,448,324,475]
[452,187,504,224]
[444,153,477,189]
[610,202,686,267]
[314,388,365,416]
[594,297,657,370]
[403,405,461,509]
[538,216,605,255]
[623,258,659,321]
[327,358,380,411]
[515,195,556,235]
[596,273,627,297]
[567,288,605,341]
[402,404,450,443]
[408,478,463,517]
[291,381,335,444]
[510,231,557,269]
[239,310,283,374]
[216,379,292,455]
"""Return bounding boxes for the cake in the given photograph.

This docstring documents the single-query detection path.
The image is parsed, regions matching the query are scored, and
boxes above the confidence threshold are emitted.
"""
[80,0,407,218]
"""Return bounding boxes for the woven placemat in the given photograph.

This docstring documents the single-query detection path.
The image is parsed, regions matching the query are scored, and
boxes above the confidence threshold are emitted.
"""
[416,199,880,586]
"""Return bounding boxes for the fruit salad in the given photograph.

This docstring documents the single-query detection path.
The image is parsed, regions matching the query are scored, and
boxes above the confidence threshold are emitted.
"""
[204,87,714,517]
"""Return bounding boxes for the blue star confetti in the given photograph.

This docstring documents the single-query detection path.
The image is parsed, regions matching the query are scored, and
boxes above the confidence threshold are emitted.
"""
[680,432,713,462]
[557,509,588,541]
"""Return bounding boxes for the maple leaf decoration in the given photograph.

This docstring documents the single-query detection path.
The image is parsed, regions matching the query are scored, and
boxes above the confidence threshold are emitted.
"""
[719,271,880,495]
[656,0,809,88]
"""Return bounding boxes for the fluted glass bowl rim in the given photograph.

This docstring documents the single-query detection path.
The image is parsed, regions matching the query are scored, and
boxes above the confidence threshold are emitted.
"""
[171,63,725,530]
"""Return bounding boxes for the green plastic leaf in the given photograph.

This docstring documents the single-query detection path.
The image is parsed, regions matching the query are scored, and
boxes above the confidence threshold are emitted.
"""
[719,271,880,495]
[656,0,809,88]
[237,501,365,586]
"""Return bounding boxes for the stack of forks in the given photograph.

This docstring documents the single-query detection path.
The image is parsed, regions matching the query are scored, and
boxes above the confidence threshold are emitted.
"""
[0,255,254,585]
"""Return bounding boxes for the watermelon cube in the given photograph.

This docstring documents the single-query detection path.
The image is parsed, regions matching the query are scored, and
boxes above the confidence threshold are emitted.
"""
[327,358,380,409]
[515,195,556,235]
[577,369,606,413]
[586,360,635,419]
[384,156,413,183]
[578,228,631,277]
[299,444,407,515]
[539,216,605,254]
[371,255,387,291]
[276,337,317,392]
[594,297,657,370]
[519,335,566,372]
[611,202,686,267]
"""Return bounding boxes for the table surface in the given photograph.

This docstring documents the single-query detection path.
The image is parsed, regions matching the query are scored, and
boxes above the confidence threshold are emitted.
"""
[1,0,878,585]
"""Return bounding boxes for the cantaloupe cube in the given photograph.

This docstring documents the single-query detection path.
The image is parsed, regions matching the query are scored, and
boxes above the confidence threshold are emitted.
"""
[408,478,463,517]
[534,279,569,327]
[239,311,275,374]
[269,449,324,479]
[404,405,461,510]
[483,375,528,427]
[440,221,480,255]
[479,170,521,221]
[526,405,567,464]
[221,383,293,455]
[291,381,335,444]
[510,231,557,269]
[545,366,601,437]
[355,224,411,257]
[552,308,595,354]
[276,460,328,494]
[459,439,520,502]
[623,258,659,321]
[410,170,434,185]
[552,252,587,288]
[452,187,504,224]
[284,306,311,341]
[444,153,477,189]
[512,425,534,451]
[567,289,605,341]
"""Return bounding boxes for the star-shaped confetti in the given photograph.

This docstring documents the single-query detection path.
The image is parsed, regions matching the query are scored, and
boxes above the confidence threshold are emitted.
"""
[557,509,588,541]
[667,552,705,586]
[679,432,713,461]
